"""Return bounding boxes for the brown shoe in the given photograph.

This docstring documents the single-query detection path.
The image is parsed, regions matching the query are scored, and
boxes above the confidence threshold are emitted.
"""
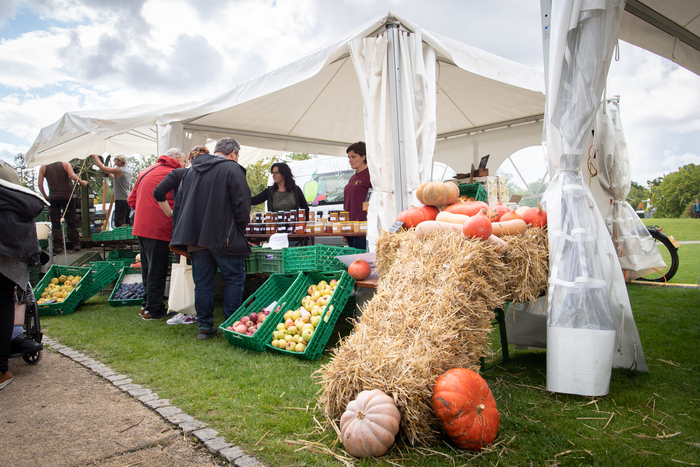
[0,371,14,390]
[139,307,146,316]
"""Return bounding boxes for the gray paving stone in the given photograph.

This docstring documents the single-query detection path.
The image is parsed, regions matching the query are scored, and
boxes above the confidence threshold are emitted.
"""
[106,374,128,382]
[71,353,86,360]
[145,398,171,409]
[128,388,151,397]
[112,378,133,387]
[219,447,245,463]
[138,392,159,402]
[97,370,115,378]
[156,406,182,417]
[118,383,141,392]
[167,413,194,424]
[205,437,232,454]
[78,357,97,366]
[234,455,265,467]
[180,420,206,434]
[192,427,218,442]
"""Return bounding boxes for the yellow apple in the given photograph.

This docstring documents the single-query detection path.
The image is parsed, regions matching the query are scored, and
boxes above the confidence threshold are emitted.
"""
[310,290,322,302]
[307,285,317,295]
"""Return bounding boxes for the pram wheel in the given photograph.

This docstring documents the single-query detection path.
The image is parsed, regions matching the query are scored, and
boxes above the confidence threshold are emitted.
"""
[22,351,43,365]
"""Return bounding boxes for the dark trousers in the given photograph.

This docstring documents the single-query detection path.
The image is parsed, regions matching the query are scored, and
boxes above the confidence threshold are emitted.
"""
[138,237,171,316]
[49,198,80,249]
[347,236,367,250]
[114,200,132,227]
[0,274,15,374]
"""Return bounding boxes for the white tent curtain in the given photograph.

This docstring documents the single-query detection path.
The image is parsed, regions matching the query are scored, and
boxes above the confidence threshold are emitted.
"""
[596,99,667,280]
[350,26,437,251]
[542,0,647,396]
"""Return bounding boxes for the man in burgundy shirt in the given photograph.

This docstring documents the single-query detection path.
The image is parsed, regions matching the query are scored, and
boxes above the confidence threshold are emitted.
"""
[128,149,186,320]
[38,161,88,253]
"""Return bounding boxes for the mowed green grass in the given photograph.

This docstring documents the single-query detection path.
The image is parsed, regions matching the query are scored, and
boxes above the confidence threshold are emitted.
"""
[639,218,700,284]
[40,282,700,467]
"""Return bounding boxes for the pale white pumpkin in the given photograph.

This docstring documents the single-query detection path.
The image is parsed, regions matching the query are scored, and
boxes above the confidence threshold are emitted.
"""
[339,389,401,458]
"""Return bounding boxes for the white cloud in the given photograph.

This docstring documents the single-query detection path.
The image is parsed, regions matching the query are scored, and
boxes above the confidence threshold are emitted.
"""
[0,29,74,88]
[0,91,82,141]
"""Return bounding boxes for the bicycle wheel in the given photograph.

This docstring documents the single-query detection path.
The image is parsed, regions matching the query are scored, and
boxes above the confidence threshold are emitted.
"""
[637,229,679,282]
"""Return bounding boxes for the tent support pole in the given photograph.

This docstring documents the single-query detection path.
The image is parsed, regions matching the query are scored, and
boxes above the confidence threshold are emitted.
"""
[387,23,408,215]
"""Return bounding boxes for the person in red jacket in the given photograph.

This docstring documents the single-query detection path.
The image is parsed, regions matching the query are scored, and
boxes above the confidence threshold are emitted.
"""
[127,149,186,320]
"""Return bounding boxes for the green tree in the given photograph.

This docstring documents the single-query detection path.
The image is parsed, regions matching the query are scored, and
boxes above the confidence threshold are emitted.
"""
[246,153,312,213]
[627,180,650,211]
[11,153,37,192]
[649,163,700,218]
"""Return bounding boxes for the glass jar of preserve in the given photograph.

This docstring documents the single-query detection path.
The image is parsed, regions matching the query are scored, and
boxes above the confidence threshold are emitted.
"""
[297,208,306,222]
[308,210,315,222]
[289,210,296,222]
[339,211,349,222]
[329,211,338,222]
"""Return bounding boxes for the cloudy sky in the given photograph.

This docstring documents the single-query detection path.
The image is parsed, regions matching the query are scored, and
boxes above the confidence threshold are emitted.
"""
[1,0,698,188]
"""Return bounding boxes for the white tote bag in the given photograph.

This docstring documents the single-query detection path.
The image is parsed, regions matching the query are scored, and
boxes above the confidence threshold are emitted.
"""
[168,256,196,316]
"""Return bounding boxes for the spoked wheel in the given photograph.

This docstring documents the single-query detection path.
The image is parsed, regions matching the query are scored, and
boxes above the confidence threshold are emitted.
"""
[23,351,43,365]
[636,227,680,283]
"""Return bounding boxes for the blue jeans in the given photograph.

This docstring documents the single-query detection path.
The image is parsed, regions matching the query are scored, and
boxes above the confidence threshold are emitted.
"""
[191,249,245,329]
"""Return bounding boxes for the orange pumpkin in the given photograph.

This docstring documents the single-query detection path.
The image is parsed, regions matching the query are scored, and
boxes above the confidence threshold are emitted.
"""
[486,203,511,222]
[522,202,547,228]
[432,368,500,451]
[348,259,372,281]
[396,205,439,229]
[462,209,492,240]
[499,209,523,222]
[444,200,489,217]
[416,182,460,207]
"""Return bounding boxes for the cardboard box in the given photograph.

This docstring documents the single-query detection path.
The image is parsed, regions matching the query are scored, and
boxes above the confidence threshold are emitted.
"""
[473,176,510,204]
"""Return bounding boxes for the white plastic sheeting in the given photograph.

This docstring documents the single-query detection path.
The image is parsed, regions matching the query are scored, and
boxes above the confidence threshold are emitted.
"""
[543,0,648,396]
[349,26,437,249]
[596,99,667,280]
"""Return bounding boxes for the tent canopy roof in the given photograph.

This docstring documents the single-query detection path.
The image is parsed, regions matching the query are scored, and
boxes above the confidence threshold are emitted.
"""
[157,12,546,159]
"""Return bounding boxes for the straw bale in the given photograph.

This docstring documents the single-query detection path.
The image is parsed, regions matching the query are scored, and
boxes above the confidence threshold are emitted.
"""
[317,230,508,447]
[374,229,415,277]
[501,227,549,304]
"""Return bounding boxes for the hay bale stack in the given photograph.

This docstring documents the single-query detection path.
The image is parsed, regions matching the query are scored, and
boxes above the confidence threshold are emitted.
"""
[373,229,414,276]
[317,230,508,447]
[502,227,549,304]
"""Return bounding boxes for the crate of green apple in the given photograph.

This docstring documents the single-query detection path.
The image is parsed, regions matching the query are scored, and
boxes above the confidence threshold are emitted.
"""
[265,270,355,361]
[220,272,301,352]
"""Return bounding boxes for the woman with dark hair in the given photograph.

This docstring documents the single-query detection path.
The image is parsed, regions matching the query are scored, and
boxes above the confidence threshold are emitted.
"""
[251,162,309,215]
[344,141,371,250]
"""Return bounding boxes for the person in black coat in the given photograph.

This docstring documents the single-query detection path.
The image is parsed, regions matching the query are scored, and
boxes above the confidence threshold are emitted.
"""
[251,162,309,216]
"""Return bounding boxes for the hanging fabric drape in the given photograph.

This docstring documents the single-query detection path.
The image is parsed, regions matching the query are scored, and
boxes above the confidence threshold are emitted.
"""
[596,99,666,280]
[350,26,437,251]
[543,0,647,397]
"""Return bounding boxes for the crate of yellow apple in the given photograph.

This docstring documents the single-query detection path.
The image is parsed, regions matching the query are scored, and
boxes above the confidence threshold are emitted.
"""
[33,265,93,316]
[265,270,355,360]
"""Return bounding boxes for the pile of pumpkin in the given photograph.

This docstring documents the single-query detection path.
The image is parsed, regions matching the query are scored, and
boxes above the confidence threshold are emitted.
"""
[340,368,499,458]
[397,181,547,253]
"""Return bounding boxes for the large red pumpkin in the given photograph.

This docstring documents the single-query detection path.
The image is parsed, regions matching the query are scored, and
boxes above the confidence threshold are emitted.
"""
[432,368,500,451]
[396,205,439,229]
[415,182,460,207]
[444,200,489,217]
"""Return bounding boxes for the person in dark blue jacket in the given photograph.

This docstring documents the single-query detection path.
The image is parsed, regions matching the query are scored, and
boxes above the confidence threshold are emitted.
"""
[170,138,251,340]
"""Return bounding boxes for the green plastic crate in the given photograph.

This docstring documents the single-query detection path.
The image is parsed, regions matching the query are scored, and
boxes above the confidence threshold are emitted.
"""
[108,267,144,307]
[34,265,93,316]
[245,247,262,274]
[258,248,285,274]
[264,270,355,361]
[283,245,365,273]
[457,182,488,202]
[111,226,135,240]
[93,230,114,241]
[107,249,139,261]
[89,260,130,272]
[70,251,102,268]
[219,272,302,352]
[81,263,120,303]
[39,239,48,249]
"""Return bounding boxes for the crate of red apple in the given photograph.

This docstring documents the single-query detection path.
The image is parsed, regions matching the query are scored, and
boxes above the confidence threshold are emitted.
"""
[226,309,271,336]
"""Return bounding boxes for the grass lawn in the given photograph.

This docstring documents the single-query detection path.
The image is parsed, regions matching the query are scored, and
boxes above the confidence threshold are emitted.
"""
[39,279,700,466]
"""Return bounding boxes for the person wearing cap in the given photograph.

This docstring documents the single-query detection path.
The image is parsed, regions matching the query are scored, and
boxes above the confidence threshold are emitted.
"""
[37,161,89,253]
[92,153,133,227]
[0,161,48,390]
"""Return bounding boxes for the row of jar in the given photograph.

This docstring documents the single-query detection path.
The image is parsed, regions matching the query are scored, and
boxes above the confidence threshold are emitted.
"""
[246,221,367,235]
[251,209,351,224]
